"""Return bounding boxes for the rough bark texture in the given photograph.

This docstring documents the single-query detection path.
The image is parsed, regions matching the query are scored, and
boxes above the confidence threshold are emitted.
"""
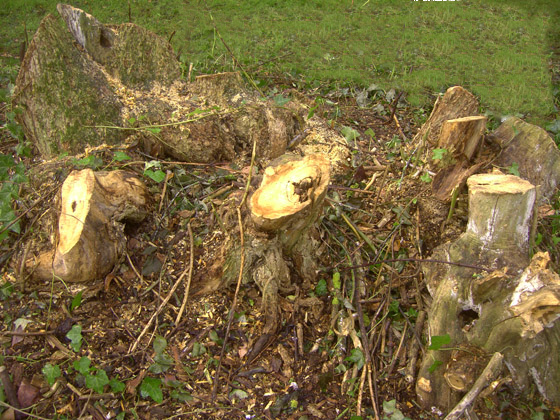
[413,86,479,147]
[30,169,150,283]
[417,173,560,412]
[13,5,303,164]
[489,116,560,201]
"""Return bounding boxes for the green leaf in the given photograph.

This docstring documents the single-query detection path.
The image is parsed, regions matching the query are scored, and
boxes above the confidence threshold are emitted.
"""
[428,334,451,351]
[315,278,328,297]
[340,126,360,144]
[420,172,432,183]
[66,325,82,352]
[140,377,163,403]
[86,369,109,394]
[432,148,447,161]
[382,399,411,420]
[508,162,520,177]
[153,336,167,355]
[428,360,444,373]
[208,330,222,344]
[307,105,318,120]
[42,363,61,386]
[332,271,341,290]
[70,291,82,312]
[73,356,91,375]
[73,155,103,170]
[144,126,161,134]
[350,416,363,420]
[229,388,249,400]
[345,348,365,370]
[364,128,376,138]
[273,94,291,106]
[191,342,206,357]
[114,151,131,162]
[127,117,136,125]
[170,389,193,402]
[0,281,14,300]
[144,169,166,183]
[109,377,125,393]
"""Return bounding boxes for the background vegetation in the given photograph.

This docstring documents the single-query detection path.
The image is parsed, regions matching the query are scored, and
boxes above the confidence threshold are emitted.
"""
[1,0,559,125]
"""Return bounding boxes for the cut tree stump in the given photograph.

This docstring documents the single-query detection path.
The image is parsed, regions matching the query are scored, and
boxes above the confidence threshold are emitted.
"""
[413,86,479,147]
[204,154,330,333]
[30,169,150,283]
[417,172,560,412]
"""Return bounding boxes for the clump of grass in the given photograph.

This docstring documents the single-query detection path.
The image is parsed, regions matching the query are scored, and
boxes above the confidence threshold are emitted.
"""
[1,0,559,123]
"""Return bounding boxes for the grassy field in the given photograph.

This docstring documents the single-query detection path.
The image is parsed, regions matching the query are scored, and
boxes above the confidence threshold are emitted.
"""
[1,0,559,124]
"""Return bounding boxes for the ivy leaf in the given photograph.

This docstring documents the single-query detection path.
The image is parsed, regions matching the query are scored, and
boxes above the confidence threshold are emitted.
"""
[432,148,447,161]
[508,162,520,177]
[109,377,125,393]
[73,356,91,375]
[144,169,166,183]
[315,278,328,297]
[86,369,109,394]
[428,334,451,351]
[42,363,61,386]
[340,126,360,145]
[364,128,376,138]
[345,348,365,370]
[140,377,163,403]
[273,94,291,106]
[66,325,82,352]
[113,151,131,162]
[153,336,167,355]
[420,172,432,183]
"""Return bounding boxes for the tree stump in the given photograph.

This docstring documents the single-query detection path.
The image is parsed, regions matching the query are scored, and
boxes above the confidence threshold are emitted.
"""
[416,173,560,412]
[207,154,330,333]
[413,86,479,147]
[489,116,560,201]
[30,169,150,283]
[13,5,302,163]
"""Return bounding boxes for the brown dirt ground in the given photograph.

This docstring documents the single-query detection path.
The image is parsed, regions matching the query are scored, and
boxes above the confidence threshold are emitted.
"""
[1,82,559,420]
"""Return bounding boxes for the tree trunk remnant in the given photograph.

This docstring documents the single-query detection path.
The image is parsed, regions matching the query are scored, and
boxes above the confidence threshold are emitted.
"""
[489,116,560,201]
[417,173,560,412]
[207,154,330,333]
[413,86,479,147]
[30,169,150,283]
[13,5,304,164]
[438,116,486,161]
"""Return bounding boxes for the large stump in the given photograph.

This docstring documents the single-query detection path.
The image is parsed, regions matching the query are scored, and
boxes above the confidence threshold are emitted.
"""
[13,5,302,163]
[489,116,560,201]
[417,173,560,412]
[30,169,150,283]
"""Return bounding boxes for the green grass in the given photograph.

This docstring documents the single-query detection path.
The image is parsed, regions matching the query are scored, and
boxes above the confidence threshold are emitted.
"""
[1,0,559,124]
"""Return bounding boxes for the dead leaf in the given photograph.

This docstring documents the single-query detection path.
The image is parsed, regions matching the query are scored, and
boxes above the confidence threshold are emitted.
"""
[18,379,40,408]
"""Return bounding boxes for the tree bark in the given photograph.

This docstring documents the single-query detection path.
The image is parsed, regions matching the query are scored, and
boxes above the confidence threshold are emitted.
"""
[203,154,330,333]
[415,173,560,413]
[14,5,302,163]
